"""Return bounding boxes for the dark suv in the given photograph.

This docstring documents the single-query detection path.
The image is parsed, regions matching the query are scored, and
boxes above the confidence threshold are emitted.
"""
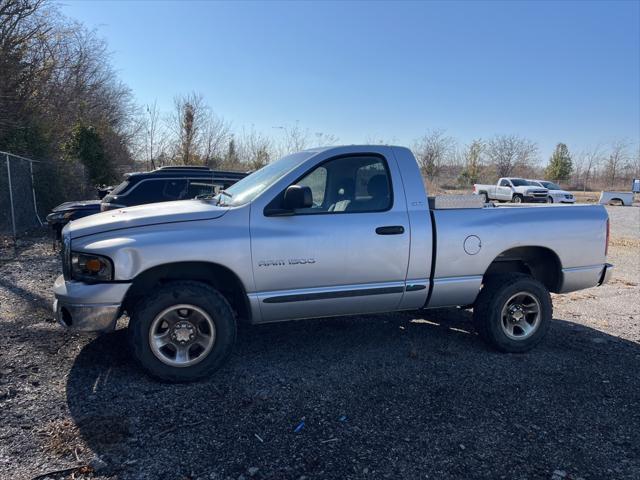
[100,166,247,211]
[47,167,247,238]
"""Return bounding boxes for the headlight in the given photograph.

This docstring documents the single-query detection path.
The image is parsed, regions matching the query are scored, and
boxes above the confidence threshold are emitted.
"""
[71,252,114,282]
[48,211,73,221]
[61,231,71,280]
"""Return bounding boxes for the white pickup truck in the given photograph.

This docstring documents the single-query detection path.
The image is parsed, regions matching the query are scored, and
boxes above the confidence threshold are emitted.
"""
[474,178,549,203]
[53,145,613,381]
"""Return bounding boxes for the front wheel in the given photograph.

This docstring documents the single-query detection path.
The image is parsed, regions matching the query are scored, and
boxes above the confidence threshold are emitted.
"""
[512,194,523,204]
[128,281,237,382]
[547,196,554,204]
[473,273,552,352]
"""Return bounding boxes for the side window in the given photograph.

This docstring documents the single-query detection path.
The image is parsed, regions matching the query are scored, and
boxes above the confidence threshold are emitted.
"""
[499,180,509,187]
[126,179,187,205]
[163,179,187,200]
[126,180,168,205]
[296,167,327,206]
[186,179,216,198]
[290,155,391,214]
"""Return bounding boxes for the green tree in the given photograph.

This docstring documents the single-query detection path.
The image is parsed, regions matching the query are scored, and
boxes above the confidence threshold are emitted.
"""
[63,123,115,185]
[458,139,484,186]
[545,143,573,182]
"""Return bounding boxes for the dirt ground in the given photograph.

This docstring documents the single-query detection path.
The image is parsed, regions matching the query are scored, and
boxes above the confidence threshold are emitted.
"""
[0,206,638,480]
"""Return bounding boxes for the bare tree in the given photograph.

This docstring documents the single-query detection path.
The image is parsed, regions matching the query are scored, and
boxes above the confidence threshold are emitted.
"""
[604,139,629,187]
[201,110,230,168]
[238,127,273,171]
[313,131,339,146]
[141,100,164,169]
[575,145,603,191]
[485,135,538,178]
[169,92,208,165]
[281,122,310,154]
[413,129,456,180]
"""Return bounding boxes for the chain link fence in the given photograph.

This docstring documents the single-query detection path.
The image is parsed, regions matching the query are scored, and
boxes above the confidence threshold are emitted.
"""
[1,150,94,241]
[0,151,44,239]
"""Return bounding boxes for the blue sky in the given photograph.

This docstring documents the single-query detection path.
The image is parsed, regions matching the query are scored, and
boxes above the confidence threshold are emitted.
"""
[60,0,639,160]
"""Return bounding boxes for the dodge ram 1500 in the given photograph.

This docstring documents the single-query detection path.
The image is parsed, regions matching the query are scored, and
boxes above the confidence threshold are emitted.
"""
[53,145,613,381]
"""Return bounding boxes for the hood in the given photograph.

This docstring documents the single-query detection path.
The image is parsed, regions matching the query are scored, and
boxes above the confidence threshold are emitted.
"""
[53,200,102,212]
[66,199,228,239]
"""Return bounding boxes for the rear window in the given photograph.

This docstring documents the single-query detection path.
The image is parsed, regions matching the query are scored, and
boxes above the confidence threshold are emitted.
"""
[109,180,130,195]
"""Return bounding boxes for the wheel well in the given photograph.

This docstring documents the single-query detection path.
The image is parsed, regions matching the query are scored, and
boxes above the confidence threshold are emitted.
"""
[608,198,623,205]
[483,246,562,293]
[122,262,251,322]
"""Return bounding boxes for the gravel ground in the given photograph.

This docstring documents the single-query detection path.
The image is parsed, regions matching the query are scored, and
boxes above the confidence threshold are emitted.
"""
[0,206,638,480]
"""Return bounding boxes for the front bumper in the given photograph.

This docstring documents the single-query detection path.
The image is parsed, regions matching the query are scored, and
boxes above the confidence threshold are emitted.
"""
[524,196,548,203]
[53,275,130,332]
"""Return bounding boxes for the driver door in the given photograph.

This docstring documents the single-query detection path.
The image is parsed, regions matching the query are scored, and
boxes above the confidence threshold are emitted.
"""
[250,153,410,323]
[497,179,513,200]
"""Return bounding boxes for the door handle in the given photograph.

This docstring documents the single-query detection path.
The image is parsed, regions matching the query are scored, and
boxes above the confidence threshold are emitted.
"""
[376,225,405,235]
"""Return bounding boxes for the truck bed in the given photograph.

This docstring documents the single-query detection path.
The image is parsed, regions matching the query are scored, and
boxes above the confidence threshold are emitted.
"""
[427,203,608,308]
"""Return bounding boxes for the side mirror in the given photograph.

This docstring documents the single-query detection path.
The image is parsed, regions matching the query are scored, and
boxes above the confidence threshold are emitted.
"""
[283,185,313,210]
[264,185,313,216]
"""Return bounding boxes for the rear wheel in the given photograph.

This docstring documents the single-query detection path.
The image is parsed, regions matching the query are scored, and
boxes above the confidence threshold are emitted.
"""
[480,192,489,203]
[473,273,552,352]
[128,281,236,382]
[512,194,523,204]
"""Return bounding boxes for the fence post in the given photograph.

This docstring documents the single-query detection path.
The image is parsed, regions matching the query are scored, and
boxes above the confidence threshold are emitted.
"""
[29,160,43,226]
[6,153,17,240]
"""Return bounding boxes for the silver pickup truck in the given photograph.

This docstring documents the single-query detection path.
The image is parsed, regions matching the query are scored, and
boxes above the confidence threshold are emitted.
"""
[53,145,613,381]
[474,178,549,203]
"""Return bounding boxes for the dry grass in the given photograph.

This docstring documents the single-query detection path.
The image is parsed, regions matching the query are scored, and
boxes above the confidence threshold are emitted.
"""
[610,237,640,248]
[37,418,85,458]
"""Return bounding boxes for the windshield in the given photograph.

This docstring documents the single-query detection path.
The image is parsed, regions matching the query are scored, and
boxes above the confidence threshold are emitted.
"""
[510,178,529,186]
[540,181,561,190]
[216,151,315,206]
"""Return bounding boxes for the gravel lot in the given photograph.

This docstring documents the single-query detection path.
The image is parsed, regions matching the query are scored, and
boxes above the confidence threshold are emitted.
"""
[0,206,638,480]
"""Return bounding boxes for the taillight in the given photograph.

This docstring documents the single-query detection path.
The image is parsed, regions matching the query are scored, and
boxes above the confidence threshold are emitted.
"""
[473,185,476,192]
[605,217,610,256]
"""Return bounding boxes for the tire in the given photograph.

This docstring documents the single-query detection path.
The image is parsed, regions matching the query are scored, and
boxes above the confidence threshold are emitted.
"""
[480,192,489,203]
[512,194,523,204]
[127,281,237,382]
[473,273,552,353]
[547,196,554,204]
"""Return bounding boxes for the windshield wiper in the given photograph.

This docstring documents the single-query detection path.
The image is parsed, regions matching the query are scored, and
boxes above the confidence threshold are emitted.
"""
[215,190,233,206]
[196,190,233,205]
[195,193,216,200]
